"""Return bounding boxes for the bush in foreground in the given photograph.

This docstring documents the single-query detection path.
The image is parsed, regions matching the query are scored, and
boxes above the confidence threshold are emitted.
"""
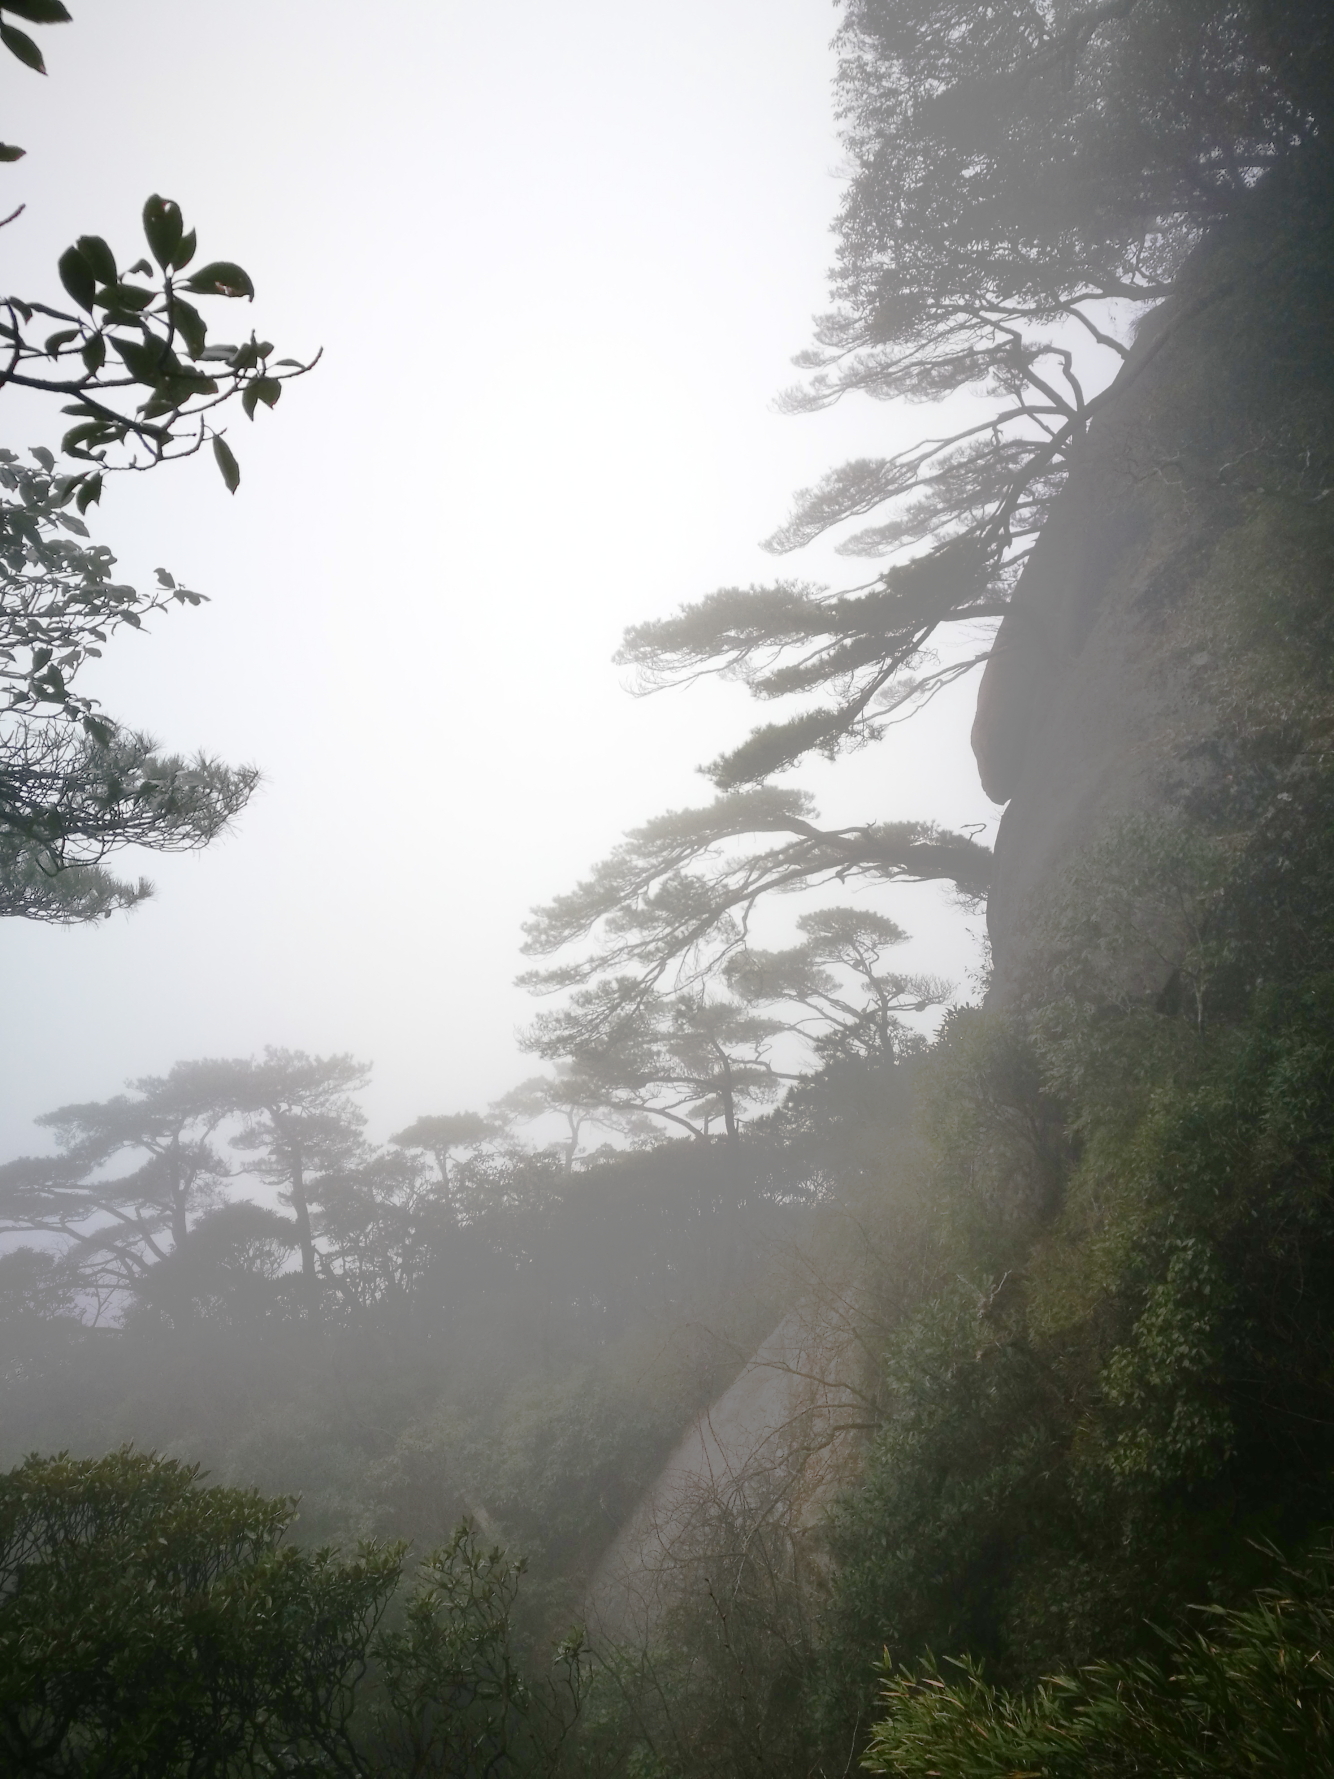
[864,1543,1334,1777]
[0,1448,583,1777]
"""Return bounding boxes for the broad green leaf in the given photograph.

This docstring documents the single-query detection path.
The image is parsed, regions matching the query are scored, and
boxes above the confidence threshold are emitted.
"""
[42,327,79,354]
[0,142,25,161]
[1,1,73,22]
[80,332,106,374]
[60,421,112,455]
[74,234,116,284]
[142,194,183,269]
[30,446,54,470]
[152,343,188,378]
[168,294,207,358]
[183,261,254,300]
[138,373,217,418]
[212,434,240,493]
[100,281,153,313]
[110,334,166,382]
[242,376,282,419]
[57,245,95,310]
[172,227,197,271]
[75,472,103,513]
[0,20,45,71]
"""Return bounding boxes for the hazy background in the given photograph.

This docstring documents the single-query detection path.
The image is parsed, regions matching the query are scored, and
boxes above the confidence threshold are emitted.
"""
[0,0,997,1153]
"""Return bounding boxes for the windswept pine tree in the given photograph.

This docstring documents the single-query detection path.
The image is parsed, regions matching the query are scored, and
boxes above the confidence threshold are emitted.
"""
[623,0,1334,784]
[526,0,1334,1053]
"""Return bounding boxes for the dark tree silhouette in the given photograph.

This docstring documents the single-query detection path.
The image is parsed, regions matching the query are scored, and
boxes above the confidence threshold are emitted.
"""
[619,0,1334,787]
[0,6,313,920]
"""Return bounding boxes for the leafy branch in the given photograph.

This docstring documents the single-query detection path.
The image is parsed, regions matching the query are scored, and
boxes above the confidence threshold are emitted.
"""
[1,196,316,491]
[520,786,989,1032]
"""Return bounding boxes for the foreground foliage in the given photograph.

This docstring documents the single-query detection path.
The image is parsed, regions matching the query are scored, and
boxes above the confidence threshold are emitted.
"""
[866,1546,1334,1777]
[0,3,312,921]
[0,1449,584,1778]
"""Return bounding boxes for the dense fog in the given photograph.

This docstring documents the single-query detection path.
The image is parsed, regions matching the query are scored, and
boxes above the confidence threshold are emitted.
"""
[0,0,994,1157]
[5,2,1334,1774]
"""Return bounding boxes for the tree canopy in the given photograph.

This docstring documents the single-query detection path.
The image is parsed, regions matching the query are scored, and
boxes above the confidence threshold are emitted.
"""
[524,983,792,1143]
[618,0,1334,790]
[391,1113,498,1194]
[520,788,987,1020]
[225,1049,372,1293]
[524,0,1334,1049]
[725,907,950,1064]
[0,1050,375,1318]
[0,1449,585,1777]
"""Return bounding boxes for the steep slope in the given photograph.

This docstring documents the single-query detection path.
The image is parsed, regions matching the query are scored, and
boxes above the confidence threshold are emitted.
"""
[974,145,1334,996]
[587,147,1334,1670]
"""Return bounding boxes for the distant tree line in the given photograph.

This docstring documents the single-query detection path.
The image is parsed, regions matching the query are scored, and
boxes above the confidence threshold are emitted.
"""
[0,896,944,1320]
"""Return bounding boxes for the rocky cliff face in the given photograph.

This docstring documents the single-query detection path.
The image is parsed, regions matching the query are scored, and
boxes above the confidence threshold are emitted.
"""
[974,145,1334,998]
[587,1300,868,1642]
[592,145,1334,1637]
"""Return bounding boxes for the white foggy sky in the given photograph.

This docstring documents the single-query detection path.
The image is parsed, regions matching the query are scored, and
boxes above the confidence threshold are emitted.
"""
[1,0,999,1154]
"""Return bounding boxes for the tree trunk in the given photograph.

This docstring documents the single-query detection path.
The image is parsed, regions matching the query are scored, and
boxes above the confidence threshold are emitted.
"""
[167,1136,188,1253]
[719,1055,739,1144]
[289,1144,318,1286]
[563,1111,582,1175]
[430,1147,458,1222]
